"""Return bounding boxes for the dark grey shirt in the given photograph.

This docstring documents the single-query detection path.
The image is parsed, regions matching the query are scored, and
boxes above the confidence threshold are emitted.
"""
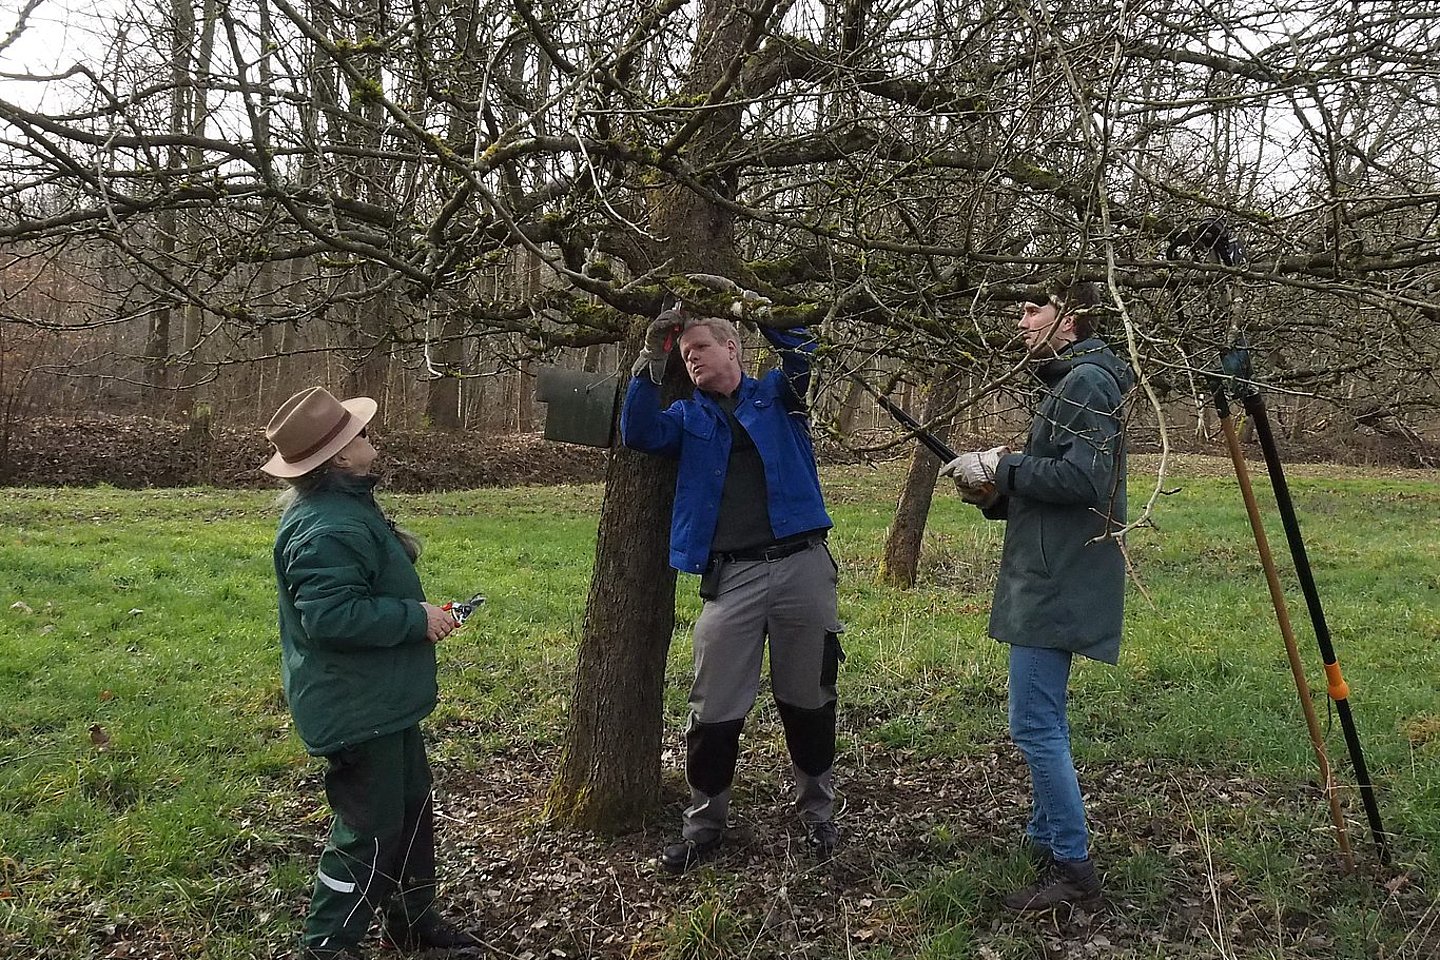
[708,393,776,553]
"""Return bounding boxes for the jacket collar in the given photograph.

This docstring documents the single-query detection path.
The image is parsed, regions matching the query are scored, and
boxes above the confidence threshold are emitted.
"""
[697,373,759,409]
[1037,337,1104,385]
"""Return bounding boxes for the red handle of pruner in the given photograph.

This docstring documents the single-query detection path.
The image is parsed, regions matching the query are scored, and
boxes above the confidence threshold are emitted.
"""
[443,593,486,624]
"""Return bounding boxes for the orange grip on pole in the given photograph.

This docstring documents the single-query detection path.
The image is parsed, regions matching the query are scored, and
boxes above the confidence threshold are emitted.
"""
[1325,661,1350,701]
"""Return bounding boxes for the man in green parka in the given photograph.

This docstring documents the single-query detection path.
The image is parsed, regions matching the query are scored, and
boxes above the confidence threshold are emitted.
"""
[940,281,1133,912]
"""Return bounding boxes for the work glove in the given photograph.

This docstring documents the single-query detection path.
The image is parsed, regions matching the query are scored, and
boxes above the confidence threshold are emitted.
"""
[959,484,1001,510]
[728,288,772,325]
[631,308,686,384]
[939,445,1010,508]
[939,445,1010,488]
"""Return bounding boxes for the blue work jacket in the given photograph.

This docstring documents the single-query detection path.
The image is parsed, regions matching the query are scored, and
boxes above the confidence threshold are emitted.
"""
[620,326,832,573]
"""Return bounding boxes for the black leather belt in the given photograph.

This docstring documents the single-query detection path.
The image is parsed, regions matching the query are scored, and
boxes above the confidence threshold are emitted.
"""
[712,535,825,565]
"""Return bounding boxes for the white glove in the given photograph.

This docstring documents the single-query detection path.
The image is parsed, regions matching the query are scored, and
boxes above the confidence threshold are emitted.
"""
[939,445,1010,488]
[729,288,772,322]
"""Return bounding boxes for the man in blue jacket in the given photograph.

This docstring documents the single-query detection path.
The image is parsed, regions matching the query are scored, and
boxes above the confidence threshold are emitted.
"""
[622,309,844,874]
[942,281,1133,912]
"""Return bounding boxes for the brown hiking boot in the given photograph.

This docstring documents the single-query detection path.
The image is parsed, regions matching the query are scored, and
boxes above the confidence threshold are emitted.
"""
[1003,857,1103,912]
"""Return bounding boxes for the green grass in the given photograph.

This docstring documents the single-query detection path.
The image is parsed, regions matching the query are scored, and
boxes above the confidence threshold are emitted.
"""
[0,460,1437,958]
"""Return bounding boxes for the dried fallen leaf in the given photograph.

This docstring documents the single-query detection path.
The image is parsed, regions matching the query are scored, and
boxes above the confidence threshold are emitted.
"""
[1384,873,1411,894]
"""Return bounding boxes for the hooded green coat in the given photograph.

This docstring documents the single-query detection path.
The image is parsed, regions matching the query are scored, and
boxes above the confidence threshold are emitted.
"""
[273,477,435,756]
[985,338,1133,664]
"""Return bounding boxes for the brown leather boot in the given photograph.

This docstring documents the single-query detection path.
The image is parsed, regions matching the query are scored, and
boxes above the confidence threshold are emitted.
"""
[1003,857,1102,912]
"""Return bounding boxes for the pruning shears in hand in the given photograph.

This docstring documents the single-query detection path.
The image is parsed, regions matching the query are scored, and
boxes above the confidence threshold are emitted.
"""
[655,304,686,351]
[442,593,486,625]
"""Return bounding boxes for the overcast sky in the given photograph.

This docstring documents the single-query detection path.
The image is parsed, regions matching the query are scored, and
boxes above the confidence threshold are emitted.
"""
[1,0,119,110]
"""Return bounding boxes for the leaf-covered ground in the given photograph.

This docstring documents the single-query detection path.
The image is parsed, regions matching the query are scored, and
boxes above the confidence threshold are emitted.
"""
[423,740,1430,960]
[64,729,1428,960]
[3,462,1436,960]
[35,669,1428,960]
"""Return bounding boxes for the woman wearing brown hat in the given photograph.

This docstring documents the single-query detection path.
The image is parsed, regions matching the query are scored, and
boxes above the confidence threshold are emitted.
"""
[262,386,476,959]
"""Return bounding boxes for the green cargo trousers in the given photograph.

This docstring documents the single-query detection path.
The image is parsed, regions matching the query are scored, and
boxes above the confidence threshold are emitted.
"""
[303,725,436,950]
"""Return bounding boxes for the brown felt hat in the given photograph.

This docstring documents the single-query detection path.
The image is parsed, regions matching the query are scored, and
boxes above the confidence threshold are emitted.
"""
[260,386,377,478]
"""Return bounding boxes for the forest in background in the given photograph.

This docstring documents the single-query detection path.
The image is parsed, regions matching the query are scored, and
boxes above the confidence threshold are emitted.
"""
[4,0,1440,830]
[1,0,1436,450]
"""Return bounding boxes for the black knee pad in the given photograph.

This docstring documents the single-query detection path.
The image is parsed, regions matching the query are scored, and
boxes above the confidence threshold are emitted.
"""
[775,698,836,777]
[685,717,745,797]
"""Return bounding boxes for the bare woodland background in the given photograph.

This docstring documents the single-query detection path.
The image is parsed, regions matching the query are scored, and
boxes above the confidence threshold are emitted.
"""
[3,0,1439,823]
[3,0,1437,450]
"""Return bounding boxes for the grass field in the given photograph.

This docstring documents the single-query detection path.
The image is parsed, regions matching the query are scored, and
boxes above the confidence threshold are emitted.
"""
[0,455,1437,959]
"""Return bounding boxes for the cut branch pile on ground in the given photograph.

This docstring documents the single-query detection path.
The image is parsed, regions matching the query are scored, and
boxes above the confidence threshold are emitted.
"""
[0,418,609,490]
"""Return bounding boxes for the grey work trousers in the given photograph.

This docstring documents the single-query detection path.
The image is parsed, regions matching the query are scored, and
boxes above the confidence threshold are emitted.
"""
[683,540,844,842]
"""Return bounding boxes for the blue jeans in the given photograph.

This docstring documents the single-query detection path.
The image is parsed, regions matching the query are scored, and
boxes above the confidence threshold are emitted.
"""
[1008,645,1089,862]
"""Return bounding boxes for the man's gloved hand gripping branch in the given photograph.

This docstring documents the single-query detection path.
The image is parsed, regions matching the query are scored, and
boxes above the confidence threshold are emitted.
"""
[632,306,688,384]
[630,276,777,386]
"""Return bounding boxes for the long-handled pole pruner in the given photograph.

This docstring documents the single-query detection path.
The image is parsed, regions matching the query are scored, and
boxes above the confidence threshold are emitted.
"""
[1210,373,1355,872]
[1171,220,1387,868]
[851,376,961,463]
[1220,349,1391,866]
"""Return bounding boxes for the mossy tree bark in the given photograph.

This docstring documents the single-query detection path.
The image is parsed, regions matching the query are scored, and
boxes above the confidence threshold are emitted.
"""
[548,0,756,831]
[545,407,678,830]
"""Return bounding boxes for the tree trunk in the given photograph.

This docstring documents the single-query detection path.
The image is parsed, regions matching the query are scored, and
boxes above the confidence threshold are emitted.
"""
[549,0,752,832]
[146,0,195,412]
[176,0,218,418]
[338,0,393,422]
[832,375,866,437]
[423,0,482,433]
[582,343,605,373]
[345,278,394,418]
[879,375,958,588]
[422,310,465,431]
[545,430,678,830]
